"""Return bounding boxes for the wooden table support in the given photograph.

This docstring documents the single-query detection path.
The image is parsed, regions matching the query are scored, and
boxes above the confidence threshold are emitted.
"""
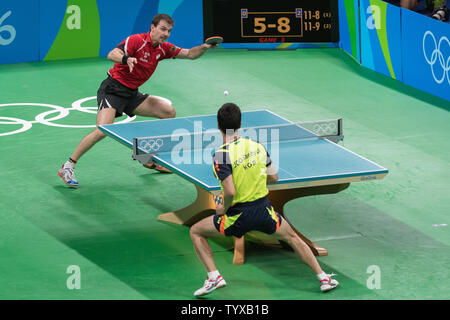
[266,183,350,256]
[158,183,350,265]
[158,185,218,226]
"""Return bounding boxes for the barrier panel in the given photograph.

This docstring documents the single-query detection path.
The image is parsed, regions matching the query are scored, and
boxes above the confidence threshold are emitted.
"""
[0,0,448,102]
[338,0,449,101]
[0,1,39,64]
[402,8,450,101]
[1,0,203,64]
[359,0,403,81]
[339,0,361,62]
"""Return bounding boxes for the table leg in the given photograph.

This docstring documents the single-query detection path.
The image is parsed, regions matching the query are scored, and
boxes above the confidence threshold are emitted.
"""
[157,185,217,226]
[232,183,350,264]
[267,183,350,256]
[158,183,349,265]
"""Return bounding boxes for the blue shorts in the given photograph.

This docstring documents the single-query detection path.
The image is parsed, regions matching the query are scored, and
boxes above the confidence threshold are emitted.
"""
[213,196,282,238]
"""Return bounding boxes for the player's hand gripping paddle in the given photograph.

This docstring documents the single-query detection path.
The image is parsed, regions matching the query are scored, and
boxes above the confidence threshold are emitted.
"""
[205,36,223,46]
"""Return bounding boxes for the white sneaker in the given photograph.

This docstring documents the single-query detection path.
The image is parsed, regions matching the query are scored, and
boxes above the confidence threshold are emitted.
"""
[194,275,226,297]
[320,273,339,292]
[58,164,78,187]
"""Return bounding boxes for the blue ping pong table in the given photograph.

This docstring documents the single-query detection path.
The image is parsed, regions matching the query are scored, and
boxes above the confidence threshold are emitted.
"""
[99,110,388,264]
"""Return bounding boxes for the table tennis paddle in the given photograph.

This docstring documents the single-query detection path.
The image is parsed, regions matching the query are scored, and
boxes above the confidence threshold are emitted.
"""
[205,36,223,45]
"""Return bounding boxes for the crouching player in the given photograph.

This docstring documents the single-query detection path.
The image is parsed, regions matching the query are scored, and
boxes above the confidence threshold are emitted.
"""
[189,103,339,297]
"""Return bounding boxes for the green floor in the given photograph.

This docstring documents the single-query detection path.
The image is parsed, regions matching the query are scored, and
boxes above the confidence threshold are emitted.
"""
[0,48,449,300]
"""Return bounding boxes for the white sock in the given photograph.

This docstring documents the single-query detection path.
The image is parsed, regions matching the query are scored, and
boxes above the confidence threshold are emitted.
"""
[208,270,220,280]
[64,161,74,168]
[66,158,77,167]
[317,272,329,281]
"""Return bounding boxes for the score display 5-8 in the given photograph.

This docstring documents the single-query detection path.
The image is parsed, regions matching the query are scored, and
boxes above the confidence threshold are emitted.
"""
[241,9,301,38]
[252,16,292,34]
[203,0,339,44]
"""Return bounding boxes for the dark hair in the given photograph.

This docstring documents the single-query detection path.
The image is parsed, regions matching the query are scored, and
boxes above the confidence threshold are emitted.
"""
[152,14,174,27]
[217,103,241,133]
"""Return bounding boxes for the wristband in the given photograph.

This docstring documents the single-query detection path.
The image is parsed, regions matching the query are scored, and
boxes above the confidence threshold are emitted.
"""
[122,55,129,64]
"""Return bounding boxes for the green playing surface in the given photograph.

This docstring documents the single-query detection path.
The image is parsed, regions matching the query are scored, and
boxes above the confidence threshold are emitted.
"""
[0,48,449,299]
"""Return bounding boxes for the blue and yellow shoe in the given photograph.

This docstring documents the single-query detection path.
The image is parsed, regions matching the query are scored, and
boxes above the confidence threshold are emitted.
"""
[58,164,79,187]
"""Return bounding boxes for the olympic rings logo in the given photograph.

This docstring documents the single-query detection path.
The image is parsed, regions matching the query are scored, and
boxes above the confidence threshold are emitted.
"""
[0,97,134,136]
[423,31,450,85]
[312,122,337,137]
[0,96,171,137]
[138,138,164,152]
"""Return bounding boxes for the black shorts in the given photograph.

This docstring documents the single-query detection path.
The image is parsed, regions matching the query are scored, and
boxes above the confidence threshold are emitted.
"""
[97,75,148,118]
[213,196,282,238]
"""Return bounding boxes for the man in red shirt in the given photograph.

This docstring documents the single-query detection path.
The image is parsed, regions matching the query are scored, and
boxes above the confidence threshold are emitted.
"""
[58,14,218,186]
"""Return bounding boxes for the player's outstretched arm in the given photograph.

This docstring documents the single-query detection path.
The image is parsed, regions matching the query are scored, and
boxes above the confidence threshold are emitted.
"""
[176,43,217,60]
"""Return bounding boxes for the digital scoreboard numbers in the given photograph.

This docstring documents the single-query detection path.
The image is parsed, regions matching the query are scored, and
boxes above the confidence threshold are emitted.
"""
[240,9,303,39]
[203,0,339,43]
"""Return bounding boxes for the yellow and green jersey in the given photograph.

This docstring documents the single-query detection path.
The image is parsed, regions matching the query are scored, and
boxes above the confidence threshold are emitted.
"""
[212,137,272,205]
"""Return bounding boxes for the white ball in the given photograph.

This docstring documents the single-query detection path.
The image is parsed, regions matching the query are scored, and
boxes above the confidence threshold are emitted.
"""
[224,90,229,96]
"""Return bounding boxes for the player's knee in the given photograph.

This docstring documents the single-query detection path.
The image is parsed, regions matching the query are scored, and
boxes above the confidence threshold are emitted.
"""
[93,127,106,140]
[190,223,208,240]
[288,233,310,251]
[166,106,176,119]
[276,226,297,244]
[286,233,300,246]
[190,224,199,238]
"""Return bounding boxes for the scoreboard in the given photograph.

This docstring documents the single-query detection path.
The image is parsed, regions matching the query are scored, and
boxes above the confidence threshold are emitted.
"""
[203,0,339,43]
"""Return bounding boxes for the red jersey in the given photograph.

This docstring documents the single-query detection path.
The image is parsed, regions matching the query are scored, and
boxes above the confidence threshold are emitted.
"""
[108,32,182,89]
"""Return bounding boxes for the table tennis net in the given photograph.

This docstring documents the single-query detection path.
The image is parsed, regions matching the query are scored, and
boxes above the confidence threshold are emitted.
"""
[133,119,342,155]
